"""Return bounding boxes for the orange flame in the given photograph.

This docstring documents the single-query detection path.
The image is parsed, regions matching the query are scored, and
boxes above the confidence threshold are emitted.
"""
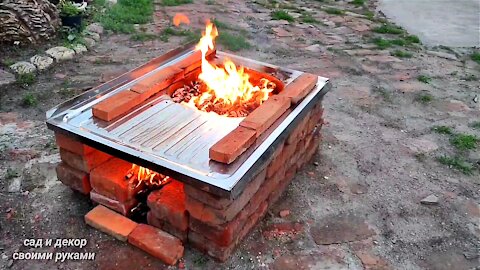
[128,164,170,188]
[173,13,190,27]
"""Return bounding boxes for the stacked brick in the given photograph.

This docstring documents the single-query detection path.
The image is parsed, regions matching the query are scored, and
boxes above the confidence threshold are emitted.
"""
[184,102,324,261]
[55,133,112,195]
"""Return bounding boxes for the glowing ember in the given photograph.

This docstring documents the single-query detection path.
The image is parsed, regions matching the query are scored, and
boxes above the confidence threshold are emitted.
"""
[172,15,277,117]
[173,13,190,26]
[126,164,170,188]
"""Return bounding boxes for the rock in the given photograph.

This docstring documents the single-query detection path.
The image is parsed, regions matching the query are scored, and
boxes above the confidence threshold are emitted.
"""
[366,55,402,63]
[310,214,376,244]
[0,69,15,86]
[313,162,319,166]
[427,51,458,61]
[305,44,323,53]
[445,100,471,112]
[421,194,439,205]
[86,23,104,34]
[83,37,96,48]
[45,46,75,62]
[9,61,36,74]
[267,20,290,26]
[279,210,290,218]
[8,177,21,193]
[72,44,87,54]
[29,55,53,70]
[85,31,100,42]
[463,251,479,260]
[405,138,439,154]
[272,27,292,37]
[7,259,13,268]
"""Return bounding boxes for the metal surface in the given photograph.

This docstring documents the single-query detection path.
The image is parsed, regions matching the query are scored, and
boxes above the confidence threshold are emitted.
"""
[46,44,330,198]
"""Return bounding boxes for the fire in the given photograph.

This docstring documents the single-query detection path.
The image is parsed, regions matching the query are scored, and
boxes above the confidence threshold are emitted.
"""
[177,17,276,116]
[173,13,190,26]
[126,164,170,188]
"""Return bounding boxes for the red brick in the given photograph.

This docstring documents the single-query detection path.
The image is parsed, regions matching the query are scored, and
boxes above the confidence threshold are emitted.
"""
[188,201,268,262]
[147,211,188,242]
[184,185,233,210]
[267,141,296,179]
[130,66,183,100]
[240,96,291,137]
[278,73,318,104]
[266,142,285,178]
[185,169,266,226]
[92,90,142,122]
[85,205,138,241]
[90,190,138,217]
[90,158,143,202]
[55,133,94,156]
[147,181,188,231]
[59,148,112,173]
[286,113,310,145]
[56,162,91,194]
[128,224,184,265]
[268,166,296,206]
[209,126,257,164]
[173,49,215,74]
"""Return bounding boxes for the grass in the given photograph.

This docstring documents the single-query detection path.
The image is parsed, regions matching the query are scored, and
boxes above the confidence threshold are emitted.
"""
[470,121,480,130]
[391,50,412,58]
[22,93,38,107]
[158,27,200,42]
[432,125,454,135]
[405,35,421,44]
[301,14,319,24]
[95,0,154,33]
[130,32,157,41]
[351,0,365,6]
[372,37,392,49]
[324,7,345,15]
[373,24,404,35]
[364,11,375,20]
[271,10,294,22]
[5,168,19,180]
[16,73,36,86]
[217,32,251,51]
[212,18,233,30]
[206,0,215,4]
[417,75,432,84]
[162,0,193,6]
[416,93,433,104]
[437,156,474,175]
[471,52,480,64]
[450,134,478,150]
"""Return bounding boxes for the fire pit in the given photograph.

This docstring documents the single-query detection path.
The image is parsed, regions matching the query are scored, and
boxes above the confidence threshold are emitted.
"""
[46,21,330,264]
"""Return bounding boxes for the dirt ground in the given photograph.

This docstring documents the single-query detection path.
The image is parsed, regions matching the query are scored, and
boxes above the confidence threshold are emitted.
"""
[1,0,479,269]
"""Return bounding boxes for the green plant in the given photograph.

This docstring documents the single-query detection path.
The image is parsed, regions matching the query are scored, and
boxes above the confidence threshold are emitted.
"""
[470,121,480,130]
[217,32,251,51]
[405,35,421,44]
[212,19,232,30]
[417,75,432,84]
[131,32,157,41]
[6,168,19,180]
[450,134,478,150]
[471,52,480,64]
[16,73,36,86]
[391,50,412,58]
[22,93,38,107]
[271,10,294,22]
[432,125,453,135]
[206,0,215,4]
[372,37,392,49]
[373,24,404,34]
[162,0,193,5]
[351,0,365,6]
[96,0,154,33]
[437,156,474,174]
[416,93,433,104]
[301,14,319,24]
[60,1,81,16]
[364,11,375,20]
[324,7,345,15]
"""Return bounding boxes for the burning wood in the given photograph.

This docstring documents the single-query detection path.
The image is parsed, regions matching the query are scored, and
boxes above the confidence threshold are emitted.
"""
[125,164,171,189]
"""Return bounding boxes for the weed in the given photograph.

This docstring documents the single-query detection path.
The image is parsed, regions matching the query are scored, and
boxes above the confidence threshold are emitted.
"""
[217,32,251,51]
[450,134,478,150]
[130,32,157,41]
[414,152,427,162]
[271,10,294,22]
[351,0,365,6]
[471,52,480,64]
[416,93,433,104]
[2,59,15,67]
[373,86,392,102]
[437,156,474,174]
[212,18,232,30]
[391,39,407,46]
[206,0,215,4]
[364,11,375,20]
[324,8,345,15]
[391,50,412,58]
[6,168,19,180]
[405,35,421,44]
[162,0,193,6]
[373,24,404,35]
[417,75,432,84]
[96,0,154,33]
[372,37,392,49]
[22,93,38,107]
[470,121,480,130]
[301,14,319,24]
[16,73,36,86]
[432,126,453,135]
